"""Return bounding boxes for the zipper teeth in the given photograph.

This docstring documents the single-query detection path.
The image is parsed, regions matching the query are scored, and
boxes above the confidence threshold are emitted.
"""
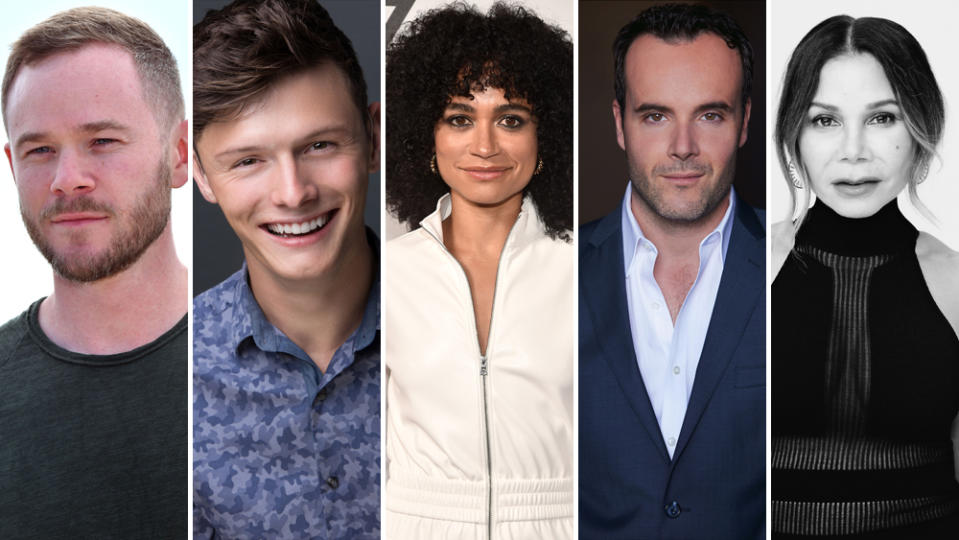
[481,356,492,540]
[423,211,522,540]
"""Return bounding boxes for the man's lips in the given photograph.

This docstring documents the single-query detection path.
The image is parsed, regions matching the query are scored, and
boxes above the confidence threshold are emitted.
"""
[661,172,705,185]
[49,212,109,225]
[261,210,335,237]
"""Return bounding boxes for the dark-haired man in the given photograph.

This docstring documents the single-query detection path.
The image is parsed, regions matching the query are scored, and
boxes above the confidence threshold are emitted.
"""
[191,0,380,537]
[579,3,765,538]
[0,6,188,538]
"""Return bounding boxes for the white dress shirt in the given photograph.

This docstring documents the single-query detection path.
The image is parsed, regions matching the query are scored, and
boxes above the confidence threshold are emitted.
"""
[621,184,735,458]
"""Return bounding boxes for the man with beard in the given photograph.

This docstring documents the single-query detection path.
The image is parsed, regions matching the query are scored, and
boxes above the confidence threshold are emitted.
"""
[578,4,765,539]
[0,7,187,539]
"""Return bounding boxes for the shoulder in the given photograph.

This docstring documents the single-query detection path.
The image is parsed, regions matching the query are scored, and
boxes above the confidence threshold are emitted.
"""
[578,207,621,256]
[0,307,31,371]
[385,227,436,271]
[193,270,247,357]
[193,271,242,322]
[916,232,959,335]
[771,220,796,280]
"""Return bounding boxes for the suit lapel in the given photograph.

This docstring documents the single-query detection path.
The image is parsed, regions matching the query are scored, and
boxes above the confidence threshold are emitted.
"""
[672,200,765,463]
[582,210,671,462]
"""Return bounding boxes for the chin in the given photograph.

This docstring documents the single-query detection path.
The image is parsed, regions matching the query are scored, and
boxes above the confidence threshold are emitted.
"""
[820,196,891,220]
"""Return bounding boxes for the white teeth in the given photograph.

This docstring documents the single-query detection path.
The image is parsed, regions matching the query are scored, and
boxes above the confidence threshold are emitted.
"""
[266,214,331,236]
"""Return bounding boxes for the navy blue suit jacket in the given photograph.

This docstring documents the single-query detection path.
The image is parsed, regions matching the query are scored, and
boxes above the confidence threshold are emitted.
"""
[579,194,766,539]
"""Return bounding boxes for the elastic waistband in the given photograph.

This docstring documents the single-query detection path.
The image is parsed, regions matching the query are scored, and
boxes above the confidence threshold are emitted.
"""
[386,472,572,523]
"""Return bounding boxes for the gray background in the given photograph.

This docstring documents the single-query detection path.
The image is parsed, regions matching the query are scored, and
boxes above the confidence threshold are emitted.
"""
[192,0,381,295]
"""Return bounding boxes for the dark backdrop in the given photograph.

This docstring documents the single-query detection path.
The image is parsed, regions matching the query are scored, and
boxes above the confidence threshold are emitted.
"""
[192,0,381,296]
[578,0,766,224]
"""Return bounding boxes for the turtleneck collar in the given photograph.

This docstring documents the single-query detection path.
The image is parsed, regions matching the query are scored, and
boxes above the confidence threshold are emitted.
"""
[796,199,917,257]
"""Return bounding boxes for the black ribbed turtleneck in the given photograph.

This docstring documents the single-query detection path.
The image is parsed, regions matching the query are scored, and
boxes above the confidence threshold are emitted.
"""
[796,200,917,257]
[772,200,959,538]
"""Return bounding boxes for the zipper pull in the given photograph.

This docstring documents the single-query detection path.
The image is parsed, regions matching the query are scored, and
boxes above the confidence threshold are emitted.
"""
[480,355,488,376]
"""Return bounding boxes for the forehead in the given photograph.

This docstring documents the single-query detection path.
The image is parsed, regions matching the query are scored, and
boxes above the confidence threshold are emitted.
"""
[5,43,155,138]
[623,33,743,107]
[448,86,531,108]
[814,53,894,106]
[197,63,362,152]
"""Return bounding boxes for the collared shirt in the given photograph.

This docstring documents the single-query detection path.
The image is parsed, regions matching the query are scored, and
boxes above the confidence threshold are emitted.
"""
[621,184,734,458]
[193,237,380,539]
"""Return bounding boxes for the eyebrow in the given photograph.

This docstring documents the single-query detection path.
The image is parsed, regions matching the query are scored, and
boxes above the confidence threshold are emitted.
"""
[14,120,131,150]
[809,99,900,111]
[445,102,533,114]
[212,124,354,161]
[634,101,734,115]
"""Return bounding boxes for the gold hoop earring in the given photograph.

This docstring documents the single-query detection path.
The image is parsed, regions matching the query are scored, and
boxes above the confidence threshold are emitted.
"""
[534,158,544,175]
[788,161,803,189]
[430,154,438,175]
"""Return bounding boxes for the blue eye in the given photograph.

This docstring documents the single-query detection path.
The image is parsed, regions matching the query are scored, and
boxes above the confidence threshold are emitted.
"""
[26,146,52,156]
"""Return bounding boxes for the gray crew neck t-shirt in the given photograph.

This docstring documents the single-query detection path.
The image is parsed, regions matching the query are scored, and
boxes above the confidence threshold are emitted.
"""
[0,300,187,539]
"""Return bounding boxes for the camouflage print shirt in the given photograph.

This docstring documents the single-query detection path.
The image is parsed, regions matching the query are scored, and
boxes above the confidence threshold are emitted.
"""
[193,258,380,539]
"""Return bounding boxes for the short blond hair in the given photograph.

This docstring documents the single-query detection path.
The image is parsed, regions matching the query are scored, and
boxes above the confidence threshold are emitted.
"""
[2,6,183,132]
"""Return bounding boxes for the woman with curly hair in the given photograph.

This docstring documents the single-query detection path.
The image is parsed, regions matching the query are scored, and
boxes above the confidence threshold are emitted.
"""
[384,2,573,538]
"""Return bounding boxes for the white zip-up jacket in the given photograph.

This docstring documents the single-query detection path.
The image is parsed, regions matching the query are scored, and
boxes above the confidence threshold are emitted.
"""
[385,194,574,539]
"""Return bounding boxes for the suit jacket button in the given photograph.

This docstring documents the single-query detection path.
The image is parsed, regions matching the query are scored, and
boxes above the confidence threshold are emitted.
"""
[664,501,681,518]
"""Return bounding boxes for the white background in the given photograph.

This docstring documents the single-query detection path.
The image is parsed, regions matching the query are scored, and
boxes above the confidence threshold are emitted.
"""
[768,0,959,250]
[0,1,191,323]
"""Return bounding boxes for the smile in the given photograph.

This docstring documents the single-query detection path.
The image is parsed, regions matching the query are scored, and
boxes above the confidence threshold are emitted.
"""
[462,166,511,180]
[264,212,332,237]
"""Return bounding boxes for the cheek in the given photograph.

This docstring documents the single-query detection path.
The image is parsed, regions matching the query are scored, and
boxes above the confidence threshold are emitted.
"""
[208,179,261,224]
[798,132,830,172]
[883,130,915,173]
[308,156,368,199]
[510,132,538,163]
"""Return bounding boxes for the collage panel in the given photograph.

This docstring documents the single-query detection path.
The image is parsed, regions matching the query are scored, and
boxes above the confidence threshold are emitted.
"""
[383,1,574,538]
[578,2,766,538]
[191,0,381,538]
[0,1,190,538]
[769,1,959,537]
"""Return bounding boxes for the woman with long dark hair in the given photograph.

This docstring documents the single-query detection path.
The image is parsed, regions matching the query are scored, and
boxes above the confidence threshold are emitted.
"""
[772,15,959,538]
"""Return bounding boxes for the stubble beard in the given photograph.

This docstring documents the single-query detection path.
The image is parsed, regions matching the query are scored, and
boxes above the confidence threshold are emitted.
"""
[22,157,172,283]
[628,156,734,225]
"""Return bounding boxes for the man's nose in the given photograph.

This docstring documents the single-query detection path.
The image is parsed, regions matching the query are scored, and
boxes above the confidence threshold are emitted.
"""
[271,156,318,208]
[668,121,700,162]
[50,149,96,195]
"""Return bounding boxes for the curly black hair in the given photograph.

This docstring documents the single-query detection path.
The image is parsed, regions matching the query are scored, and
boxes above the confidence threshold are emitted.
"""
[386,2,572,240]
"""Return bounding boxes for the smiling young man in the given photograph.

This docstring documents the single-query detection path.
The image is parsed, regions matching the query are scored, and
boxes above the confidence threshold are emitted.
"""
[191,0,380,538]
[0,7,188,539]
[578,4,765,539]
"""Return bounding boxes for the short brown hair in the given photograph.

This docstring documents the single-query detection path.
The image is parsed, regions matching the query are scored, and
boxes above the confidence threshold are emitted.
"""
[2,6,183,133]
[193,0,368,145]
